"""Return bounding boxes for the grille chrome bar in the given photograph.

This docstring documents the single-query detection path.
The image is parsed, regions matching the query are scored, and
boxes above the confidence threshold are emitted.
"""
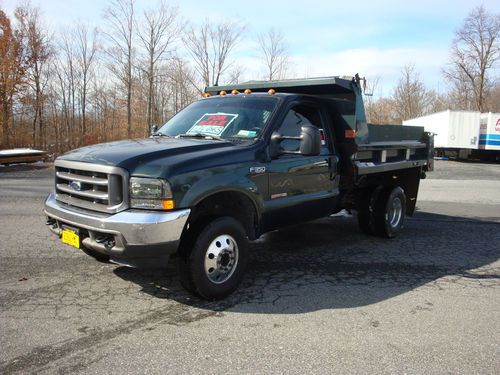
[54,160,129,214]
[56,184,109,200]
[56,171,108,186]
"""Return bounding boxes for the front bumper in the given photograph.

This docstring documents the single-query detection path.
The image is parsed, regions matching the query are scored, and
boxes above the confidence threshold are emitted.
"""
[44,192,190,267]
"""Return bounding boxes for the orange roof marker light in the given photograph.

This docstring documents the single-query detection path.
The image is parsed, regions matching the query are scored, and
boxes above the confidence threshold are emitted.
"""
[231,89,240,95]
[244,88,252,94]
[202,92,211,98]
[219,90,227,96]
[345,129,356,138]
[268,88,276,95]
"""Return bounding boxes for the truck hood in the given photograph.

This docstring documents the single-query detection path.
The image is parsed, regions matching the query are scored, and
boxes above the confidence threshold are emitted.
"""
[59,138,235,170]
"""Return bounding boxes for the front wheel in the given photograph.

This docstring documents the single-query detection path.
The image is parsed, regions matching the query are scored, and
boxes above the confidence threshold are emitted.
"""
[178,217,248,300]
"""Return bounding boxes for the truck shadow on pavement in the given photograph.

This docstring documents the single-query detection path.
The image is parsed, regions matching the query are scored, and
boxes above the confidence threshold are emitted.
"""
[114,211,500,314]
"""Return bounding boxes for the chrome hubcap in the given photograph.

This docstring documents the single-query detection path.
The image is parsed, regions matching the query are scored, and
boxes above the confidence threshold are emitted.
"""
[204,234,239,284]
[388,197,402,227]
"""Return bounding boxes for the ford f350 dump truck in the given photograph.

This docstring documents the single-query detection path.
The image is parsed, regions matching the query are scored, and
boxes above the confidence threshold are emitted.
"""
[45,75,433,300]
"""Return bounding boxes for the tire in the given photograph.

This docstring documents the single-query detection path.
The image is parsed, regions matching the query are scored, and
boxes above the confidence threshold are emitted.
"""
[178,217,248,300]
[373,187,406,238]
[357,186,382,236]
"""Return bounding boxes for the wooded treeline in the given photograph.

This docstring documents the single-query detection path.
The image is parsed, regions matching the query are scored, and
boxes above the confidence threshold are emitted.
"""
[0,0,254,153]
[0,2,499,154]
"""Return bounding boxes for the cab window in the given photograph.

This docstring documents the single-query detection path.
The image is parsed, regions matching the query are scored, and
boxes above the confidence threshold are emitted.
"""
[277,104,327,153]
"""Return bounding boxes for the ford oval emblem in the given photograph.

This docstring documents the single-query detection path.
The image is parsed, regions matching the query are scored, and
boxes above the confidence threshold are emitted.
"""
[69,181,82,191]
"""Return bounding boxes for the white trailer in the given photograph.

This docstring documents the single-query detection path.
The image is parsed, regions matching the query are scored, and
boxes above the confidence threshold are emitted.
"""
[479,112,500,151]
[404,110,500,161]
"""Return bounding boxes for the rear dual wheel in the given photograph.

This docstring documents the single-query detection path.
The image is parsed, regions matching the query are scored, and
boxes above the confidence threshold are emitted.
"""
[358,186,406,238]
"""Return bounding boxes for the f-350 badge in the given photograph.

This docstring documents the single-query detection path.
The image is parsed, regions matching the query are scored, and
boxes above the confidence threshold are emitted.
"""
[249,166,266,174]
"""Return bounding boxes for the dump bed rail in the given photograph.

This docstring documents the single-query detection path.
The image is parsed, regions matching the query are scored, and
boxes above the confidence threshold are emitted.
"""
[353,125,434,175]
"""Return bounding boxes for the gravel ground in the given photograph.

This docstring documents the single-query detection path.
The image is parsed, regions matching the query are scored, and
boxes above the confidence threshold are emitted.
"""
[0,160,499,374]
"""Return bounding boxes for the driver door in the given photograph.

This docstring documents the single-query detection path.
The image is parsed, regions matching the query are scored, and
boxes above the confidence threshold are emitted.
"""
[262,101,339,231]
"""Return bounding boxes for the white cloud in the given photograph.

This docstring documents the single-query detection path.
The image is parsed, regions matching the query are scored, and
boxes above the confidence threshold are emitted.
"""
[289,47,450,96]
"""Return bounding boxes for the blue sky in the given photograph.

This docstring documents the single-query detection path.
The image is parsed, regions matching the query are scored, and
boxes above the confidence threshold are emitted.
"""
[2,0,500,96]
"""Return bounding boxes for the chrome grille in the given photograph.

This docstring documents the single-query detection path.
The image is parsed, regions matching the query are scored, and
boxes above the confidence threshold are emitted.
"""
[54,160,129,213]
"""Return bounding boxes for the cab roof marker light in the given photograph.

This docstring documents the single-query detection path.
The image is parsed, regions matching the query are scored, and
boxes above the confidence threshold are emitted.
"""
[231,89,239,95]
[268,88,276,95]
[202,92,211,98]
[219,90,227,96]
[244,89,252,94]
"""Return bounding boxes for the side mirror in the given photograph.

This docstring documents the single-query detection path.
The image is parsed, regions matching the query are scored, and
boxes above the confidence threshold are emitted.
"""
[270,125,321,158]
[299,125,321,156]
[151,124,158,135]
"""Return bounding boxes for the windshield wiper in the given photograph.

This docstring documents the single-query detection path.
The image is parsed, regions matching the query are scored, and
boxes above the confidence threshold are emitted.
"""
[177,133,227,141]
[151,132,172,138]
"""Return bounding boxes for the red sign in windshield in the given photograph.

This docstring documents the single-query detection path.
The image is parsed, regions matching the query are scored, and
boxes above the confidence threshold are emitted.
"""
[187,113,238,136]
[198,115,232,127]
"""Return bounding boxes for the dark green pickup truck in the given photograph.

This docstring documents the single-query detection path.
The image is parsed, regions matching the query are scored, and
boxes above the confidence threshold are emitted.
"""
[45,75,433,299]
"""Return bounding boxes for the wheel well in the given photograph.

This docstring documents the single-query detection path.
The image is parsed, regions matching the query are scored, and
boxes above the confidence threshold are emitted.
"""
[185,191,259,242]
[356,167,421,216]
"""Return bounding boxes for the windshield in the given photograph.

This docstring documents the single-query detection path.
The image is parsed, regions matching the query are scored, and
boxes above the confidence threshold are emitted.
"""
[157,96,279,141]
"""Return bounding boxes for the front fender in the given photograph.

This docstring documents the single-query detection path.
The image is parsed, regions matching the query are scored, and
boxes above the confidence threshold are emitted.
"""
[177,166,265,215]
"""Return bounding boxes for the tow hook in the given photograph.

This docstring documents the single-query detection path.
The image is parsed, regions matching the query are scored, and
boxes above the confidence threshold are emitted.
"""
[45,218,57,228]
[96,236,116,250]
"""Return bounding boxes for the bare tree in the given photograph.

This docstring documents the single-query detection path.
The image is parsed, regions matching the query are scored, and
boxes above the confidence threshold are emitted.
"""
[393,64,433,121]
[183,19,244,88]
[160,56,199,116]
[75,23,98,138]
[15,2,53,147]
[136,1,180,135]
[103,0,135,137]
[257,28,289,80]
[0,10,25,148]
[363,76,380,123]
[444,5,500,112]
[366,98,399,125]
[58,28,78,145]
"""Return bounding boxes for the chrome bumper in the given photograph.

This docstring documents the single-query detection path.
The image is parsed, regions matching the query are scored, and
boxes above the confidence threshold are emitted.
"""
[44,192,190,267]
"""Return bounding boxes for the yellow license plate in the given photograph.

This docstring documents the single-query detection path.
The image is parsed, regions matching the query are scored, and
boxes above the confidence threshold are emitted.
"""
[61,228,80,249]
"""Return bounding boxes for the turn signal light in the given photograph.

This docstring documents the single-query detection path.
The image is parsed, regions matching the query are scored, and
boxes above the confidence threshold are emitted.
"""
[162,199,175,210]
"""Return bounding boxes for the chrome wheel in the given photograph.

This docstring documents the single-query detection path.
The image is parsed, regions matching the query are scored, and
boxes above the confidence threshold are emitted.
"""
[388,196,403,227]
[204,234,239,284]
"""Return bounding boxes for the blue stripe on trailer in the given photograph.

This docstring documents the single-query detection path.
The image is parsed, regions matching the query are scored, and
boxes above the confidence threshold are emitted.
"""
[479,134,500,140]
[479,139,500,146]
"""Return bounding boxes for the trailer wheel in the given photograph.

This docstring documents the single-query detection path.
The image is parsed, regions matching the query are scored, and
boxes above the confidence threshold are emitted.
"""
[373,187,406,238]
[178,217,248,300]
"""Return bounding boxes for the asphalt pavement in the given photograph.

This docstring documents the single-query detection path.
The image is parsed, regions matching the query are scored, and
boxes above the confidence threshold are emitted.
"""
[0,160,499,374]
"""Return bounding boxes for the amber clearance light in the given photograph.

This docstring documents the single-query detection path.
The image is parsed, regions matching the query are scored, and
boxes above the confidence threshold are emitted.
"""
[268,88,276,95]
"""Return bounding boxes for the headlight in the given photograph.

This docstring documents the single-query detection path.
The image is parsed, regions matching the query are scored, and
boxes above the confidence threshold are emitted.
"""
[129,177,174,210]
